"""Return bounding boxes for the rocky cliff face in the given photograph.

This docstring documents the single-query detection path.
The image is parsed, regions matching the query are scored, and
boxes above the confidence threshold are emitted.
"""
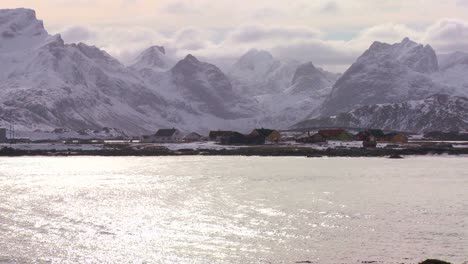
[320,38,445,116]
[294,94,468,133]
[0,9,177,134]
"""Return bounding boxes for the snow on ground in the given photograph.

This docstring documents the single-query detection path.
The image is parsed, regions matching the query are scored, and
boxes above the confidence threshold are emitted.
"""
[145,142,246,151]
[0,143,103,151]
[2,140,467,152]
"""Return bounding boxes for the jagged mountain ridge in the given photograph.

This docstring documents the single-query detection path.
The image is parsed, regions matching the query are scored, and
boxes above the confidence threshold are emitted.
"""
[1,8,468,135]
[294,94,468,133]
[224,49,340,128]
[0,9,184,134]
[319,38,451,116]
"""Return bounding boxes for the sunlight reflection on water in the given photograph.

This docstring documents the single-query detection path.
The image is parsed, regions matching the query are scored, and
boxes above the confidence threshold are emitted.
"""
[0,156,466,263]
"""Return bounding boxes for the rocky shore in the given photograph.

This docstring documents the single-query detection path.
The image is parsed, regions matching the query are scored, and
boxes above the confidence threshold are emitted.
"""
[1,145,467,157]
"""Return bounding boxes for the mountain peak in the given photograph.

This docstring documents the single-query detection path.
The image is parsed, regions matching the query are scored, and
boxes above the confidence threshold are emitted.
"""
[130,45,169,71]
[360,38,438,73]
[184,54,199,63]
[289,61,332,93]
[401,37,416,45]
[0,8,47,39]
[240,48,274,62]
[149,45,165,54]
[231,48,278,77]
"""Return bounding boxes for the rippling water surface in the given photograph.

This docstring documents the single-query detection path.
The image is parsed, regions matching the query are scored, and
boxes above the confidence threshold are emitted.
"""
[0,156,466,263]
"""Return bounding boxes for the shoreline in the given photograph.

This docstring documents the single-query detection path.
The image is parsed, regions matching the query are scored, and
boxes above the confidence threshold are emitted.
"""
[1,145,468,157]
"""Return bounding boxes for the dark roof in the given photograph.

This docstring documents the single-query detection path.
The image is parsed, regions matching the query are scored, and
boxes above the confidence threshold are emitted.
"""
[368,129,385,138]
[319,129,348,137]
[385,132,406,137]
[209,131,236,138]
[184,132,202,138]
[252,128,276,137]
[155,128,178,137]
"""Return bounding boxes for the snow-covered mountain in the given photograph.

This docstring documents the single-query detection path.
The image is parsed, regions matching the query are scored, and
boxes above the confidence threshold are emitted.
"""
[165,54,251,119]
[293,94,468,133]
[254,61,338,127]
[0,9,180,134]
[129,45,172,72]
[289,62,338,94]
[319,38,450,116]
[432,51,468,95]
[2,8,467,135]
[228,49,299,96]
[225,49,340,128]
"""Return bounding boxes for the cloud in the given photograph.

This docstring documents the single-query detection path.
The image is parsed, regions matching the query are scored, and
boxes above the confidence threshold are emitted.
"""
[56,17,468,73]
[456,0,468,7]
[424,18,468,53]
[251,7,285,19]
[61,26,95,43]
[226,25,322,44]
[350,23,423,48]
[162,1,199,14]
[320,1,339,13]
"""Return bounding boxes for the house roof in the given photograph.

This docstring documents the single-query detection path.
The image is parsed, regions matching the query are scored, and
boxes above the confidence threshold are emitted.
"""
[209,131,236,138]
[319,129,349,137]
[184,132,202,138]
[385,132,406,138]
[252,128,276,137]
[155,128,178,137]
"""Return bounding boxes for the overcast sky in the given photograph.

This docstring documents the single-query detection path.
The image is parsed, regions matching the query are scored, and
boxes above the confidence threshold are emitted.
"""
[3,0,468,71]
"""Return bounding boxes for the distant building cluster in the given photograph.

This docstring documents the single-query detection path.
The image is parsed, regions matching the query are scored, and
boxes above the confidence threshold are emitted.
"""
[138,127,408,147]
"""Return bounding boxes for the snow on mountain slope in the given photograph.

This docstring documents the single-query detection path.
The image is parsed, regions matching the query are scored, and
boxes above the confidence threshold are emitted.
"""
[0,8,47,53]
[168,54,251,119]
[129,45,172,72]
[294,94,468,133]
[320,38,449,116]
[288,62,337,94]
[249,61,339,129]
[432,51,468,97]
[0,9,181,134]
[439,51,468,70]
[131,53,262,132]
[228,49,299,96]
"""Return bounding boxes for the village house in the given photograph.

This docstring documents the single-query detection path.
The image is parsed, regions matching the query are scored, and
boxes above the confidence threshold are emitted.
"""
[318,129,353,141]
[356,129,386,141]
[209,131,237,142]
[183,132,204,142]
[384,132,408,143]
[221,132,265,145]
[296,131,325,143]
[249,128,281,143]
[142,128,183,143]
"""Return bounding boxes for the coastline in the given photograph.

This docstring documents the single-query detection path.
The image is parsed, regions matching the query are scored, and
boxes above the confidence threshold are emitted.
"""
[1,144,468,157]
